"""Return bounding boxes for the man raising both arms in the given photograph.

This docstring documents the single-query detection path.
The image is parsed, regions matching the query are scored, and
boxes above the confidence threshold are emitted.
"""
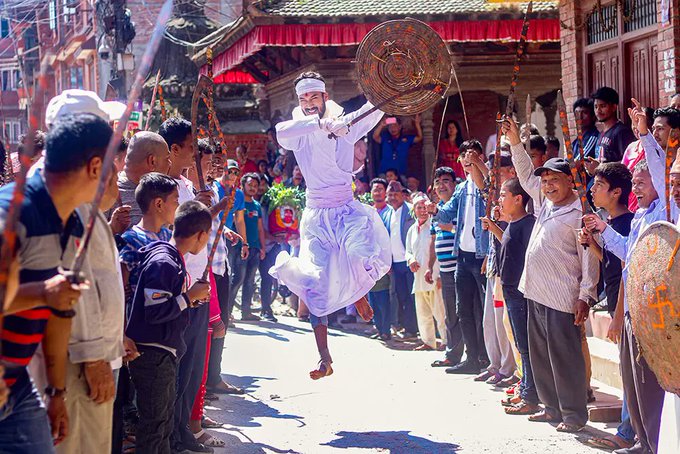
[272,72,391,379]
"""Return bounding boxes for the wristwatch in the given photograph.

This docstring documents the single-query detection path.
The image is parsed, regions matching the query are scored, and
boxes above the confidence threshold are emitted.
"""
[44,386,66,398]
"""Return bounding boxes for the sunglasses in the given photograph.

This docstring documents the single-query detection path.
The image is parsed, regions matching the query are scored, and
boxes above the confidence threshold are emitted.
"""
[228,169,240,175]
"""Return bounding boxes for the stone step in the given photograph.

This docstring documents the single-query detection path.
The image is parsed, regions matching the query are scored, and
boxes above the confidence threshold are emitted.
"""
[588,379,623,423]
[588,335,622,390]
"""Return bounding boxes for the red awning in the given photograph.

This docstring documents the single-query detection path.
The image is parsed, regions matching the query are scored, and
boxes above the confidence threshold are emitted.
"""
[212,70,261,84]
[205,19,560,79]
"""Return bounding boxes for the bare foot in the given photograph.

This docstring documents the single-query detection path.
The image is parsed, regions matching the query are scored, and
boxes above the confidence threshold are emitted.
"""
[354,296,373,321]
[309,360,334,380]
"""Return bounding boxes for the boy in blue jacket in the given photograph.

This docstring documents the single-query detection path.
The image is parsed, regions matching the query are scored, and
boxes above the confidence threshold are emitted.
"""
[126,201,211,454]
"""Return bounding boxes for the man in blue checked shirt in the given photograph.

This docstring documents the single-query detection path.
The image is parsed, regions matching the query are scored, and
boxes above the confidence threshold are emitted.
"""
[583,100,672,454]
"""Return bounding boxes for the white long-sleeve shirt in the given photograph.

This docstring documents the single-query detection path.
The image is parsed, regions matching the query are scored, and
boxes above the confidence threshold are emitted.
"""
[405,218,439,293]
[510,143,599,313]
[276,101,383,208]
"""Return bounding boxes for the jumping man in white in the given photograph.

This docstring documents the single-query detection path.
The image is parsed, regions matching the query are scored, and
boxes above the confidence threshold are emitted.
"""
[271,72,391,379]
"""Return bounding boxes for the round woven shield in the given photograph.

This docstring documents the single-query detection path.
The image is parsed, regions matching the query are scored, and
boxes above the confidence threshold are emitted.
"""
[626,221,680,395]
[355,18,452,116]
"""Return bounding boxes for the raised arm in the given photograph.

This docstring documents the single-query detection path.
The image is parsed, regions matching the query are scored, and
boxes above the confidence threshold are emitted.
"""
[631,99,667,201]
[413,113,423,144]
[505,117,542,204]
[373,117,386,144]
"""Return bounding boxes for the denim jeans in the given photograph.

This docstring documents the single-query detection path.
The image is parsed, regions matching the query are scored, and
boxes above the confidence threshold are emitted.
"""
[129,346,177,454]
[502,285,538,404]
[617,395,636,443]
[259,244,281,314]
[368,289,390,336]
[227,242,244,316]
[240,250,261,315]
[0,371,54,454]
[390,261,418,334]
[455,251,487,362]
[229,243,261,315]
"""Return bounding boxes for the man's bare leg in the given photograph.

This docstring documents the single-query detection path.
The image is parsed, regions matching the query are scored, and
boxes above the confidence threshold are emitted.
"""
[309,313,333,380]
[354,296,373,321]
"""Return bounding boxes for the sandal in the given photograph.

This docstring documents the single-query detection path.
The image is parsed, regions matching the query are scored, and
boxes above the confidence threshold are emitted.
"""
[414,344,433,351]
[431,358,456,368]
[587,435,634,450]
[310,360,333,380]
[528,410,561,423]
[204,391,219,401]
[500,395,522,407]
[505,401,541,415]
[201,416,223,429]
[556,422,585,433]
[209,382,245,395]
[194,429,226,447]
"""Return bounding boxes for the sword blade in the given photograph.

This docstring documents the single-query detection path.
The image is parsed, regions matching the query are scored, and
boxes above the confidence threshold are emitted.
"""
[145,69,162,131]
[71,0,173,273]
[505,1,533,117]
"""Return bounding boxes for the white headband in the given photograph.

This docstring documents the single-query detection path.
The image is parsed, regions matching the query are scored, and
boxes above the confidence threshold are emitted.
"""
[295,78,326,97]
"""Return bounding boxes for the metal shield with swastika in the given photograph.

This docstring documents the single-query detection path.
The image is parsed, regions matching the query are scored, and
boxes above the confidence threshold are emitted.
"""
[626,221,680,395]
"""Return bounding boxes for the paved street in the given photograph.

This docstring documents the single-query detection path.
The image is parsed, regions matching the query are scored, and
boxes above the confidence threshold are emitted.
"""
[204,316,616,454]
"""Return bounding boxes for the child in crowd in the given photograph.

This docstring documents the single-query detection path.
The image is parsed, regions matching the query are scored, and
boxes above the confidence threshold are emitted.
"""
[482,178,538,415]
[125,201,212,453]
[405,192,447,350]
[119,172,180,302]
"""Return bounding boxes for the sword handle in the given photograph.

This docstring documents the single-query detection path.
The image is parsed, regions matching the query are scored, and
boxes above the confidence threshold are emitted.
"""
[51,269,86,318]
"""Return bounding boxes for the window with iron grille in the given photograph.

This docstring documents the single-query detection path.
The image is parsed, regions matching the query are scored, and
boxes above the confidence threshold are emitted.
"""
[0,18,9,38]
[623,0,657,33]
[587,3,618,45]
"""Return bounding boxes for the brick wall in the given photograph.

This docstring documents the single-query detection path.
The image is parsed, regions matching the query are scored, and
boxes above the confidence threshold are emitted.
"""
[657,0,680,103]
[559,0,585,128]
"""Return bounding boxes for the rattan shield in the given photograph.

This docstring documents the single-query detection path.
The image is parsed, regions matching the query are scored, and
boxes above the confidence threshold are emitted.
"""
[626,221,680,395]
[355,18,452,116]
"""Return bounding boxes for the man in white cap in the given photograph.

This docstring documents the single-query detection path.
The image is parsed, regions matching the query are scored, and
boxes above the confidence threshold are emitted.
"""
[44,89,126,129]
[28,90,126,178]
[272,71,391,379]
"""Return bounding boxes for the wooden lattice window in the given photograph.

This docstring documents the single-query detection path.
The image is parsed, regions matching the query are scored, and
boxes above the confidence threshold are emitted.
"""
[587,3,618,45]
[623,0,657,33]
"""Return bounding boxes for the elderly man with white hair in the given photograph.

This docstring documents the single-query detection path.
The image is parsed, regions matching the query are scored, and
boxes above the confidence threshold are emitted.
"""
[405,192,447,350]
[272,71,391,379]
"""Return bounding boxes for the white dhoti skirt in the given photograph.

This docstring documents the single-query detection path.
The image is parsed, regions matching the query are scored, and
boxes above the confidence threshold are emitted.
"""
[269,199,391,317]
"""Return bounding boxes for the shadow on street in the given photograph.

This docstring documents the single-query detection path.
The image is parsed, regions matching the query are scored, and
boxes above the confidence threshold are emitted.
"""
[322,430,460,453]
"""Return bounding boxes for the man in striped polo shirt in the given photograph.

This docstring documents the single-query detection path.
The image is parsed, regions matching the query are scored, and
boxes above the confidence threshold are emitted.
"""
[0,114,111,453]
[426,167,464,368]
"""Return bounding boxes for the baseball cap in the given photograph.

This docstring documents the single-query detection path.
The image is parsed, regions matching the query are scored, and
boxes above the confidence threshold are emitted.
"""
[45,89,126,128]
[226,159,240,170]
[533,157,572,177]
